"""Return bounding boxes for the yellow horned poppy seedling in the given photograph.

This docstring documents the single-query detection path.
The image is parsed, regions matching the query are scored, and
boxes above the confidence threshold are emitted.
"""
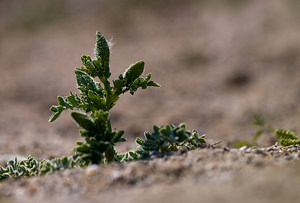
[0,31,207,180]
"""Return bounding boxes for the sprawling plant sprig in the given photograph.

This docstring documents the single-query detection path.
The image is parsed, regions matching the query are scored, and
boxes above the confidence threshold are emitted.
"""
[49,31,159,165]
[251,115,300,146]
[116,123,207,162]
[235,114,299,147]
[0,155,40,180]
[275,128,300,146]
[0,155,74,181]
[139,123,206,152]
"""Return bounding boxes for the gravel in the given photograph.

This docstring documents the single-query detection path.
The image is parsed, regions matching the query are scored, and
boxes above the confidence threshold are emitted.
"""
[0,145,299,203]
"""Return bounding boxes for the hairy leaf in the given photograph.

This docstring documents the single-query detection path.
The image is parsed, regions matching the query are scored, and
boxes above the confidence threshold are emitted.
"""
[123,61,144,85]
[75,70,97,93]
[71,112,95,131]
[95,31,110,67]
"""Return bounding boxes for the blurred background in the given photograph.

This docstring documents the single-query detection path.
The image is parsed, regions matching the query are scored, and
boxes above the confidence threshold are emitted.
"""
[1,0,300,158]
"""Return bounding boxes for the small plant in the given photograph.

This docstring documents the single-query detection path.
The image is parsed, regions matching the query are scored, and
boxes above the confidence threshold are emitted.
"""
[0,155,40,180]
[49,31,160,165]
[117,123,207,162]
[251,114,275,145]
[0,155,74,180]
[235,114,274,147]
[0,31,207,181]
[235,114,299,147]
[138,123,206,152]
[275,128,300,146]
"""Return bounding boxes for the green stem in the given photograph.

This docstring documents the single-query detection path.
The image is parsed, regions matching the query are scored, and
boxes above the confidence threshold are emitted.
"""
[107,116,112,132]
[104,146,115,163]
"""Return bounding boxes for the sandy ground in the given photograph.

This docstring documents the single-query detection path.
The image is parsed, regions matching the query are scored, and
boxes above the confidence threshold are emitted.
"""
[0,146,299,203]
[0,0,300,202]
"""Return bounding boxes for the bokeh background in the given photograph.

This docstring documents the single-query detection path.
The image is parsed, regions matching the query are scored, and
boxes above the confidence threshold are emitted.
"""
[1,0,300,158]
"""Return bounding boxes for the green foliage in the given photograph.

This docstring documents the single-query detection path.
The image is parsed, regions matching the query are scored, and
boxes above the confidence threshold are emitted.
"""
[117,123,207,162]
[252,114,274,144]
[123,61,144,85]
[0,31,207,181]
[0,155,74,181]
[235,114,299,147]
[95,31,110,68]
[49,31,159,166]
[275,128,300,146]
[71,111,126,165]
[235,114,274,147]
[0,155,40,180]
[140,123,206,152]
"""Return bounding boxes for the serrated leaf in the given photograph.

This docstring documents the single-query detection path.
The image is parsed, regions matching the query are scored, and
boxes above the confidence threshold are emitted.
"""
[75,70,97,92]
[88,90,105,110]
[67,92,80,107]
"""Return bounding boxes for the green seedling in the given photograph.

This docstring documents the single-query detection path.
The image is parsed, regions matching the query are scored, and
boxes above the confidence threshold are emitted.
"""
[117,123,207,162]
[0,155,75,180]
[275,128,300,146]
[235,114,299,147]
[251,114,275,145]
[49,31,159,165]
[0,31,206,181]
[235,114,274,147]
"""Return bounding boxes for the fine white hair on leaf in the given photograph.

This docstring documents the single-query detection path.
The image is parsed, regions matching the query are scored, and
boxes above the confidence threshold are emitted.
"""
[93,37,114,58]
[107,37,114,53]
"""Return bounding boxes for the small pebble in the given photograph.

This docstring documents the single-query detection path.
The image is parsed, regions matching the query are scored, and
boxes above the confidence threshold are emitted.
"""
[239,146,247,151]
[230,148,239,153]
[254,148,267,156]
[85,164,99,176]
[223,147,230,152]
[245,148,252,153]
